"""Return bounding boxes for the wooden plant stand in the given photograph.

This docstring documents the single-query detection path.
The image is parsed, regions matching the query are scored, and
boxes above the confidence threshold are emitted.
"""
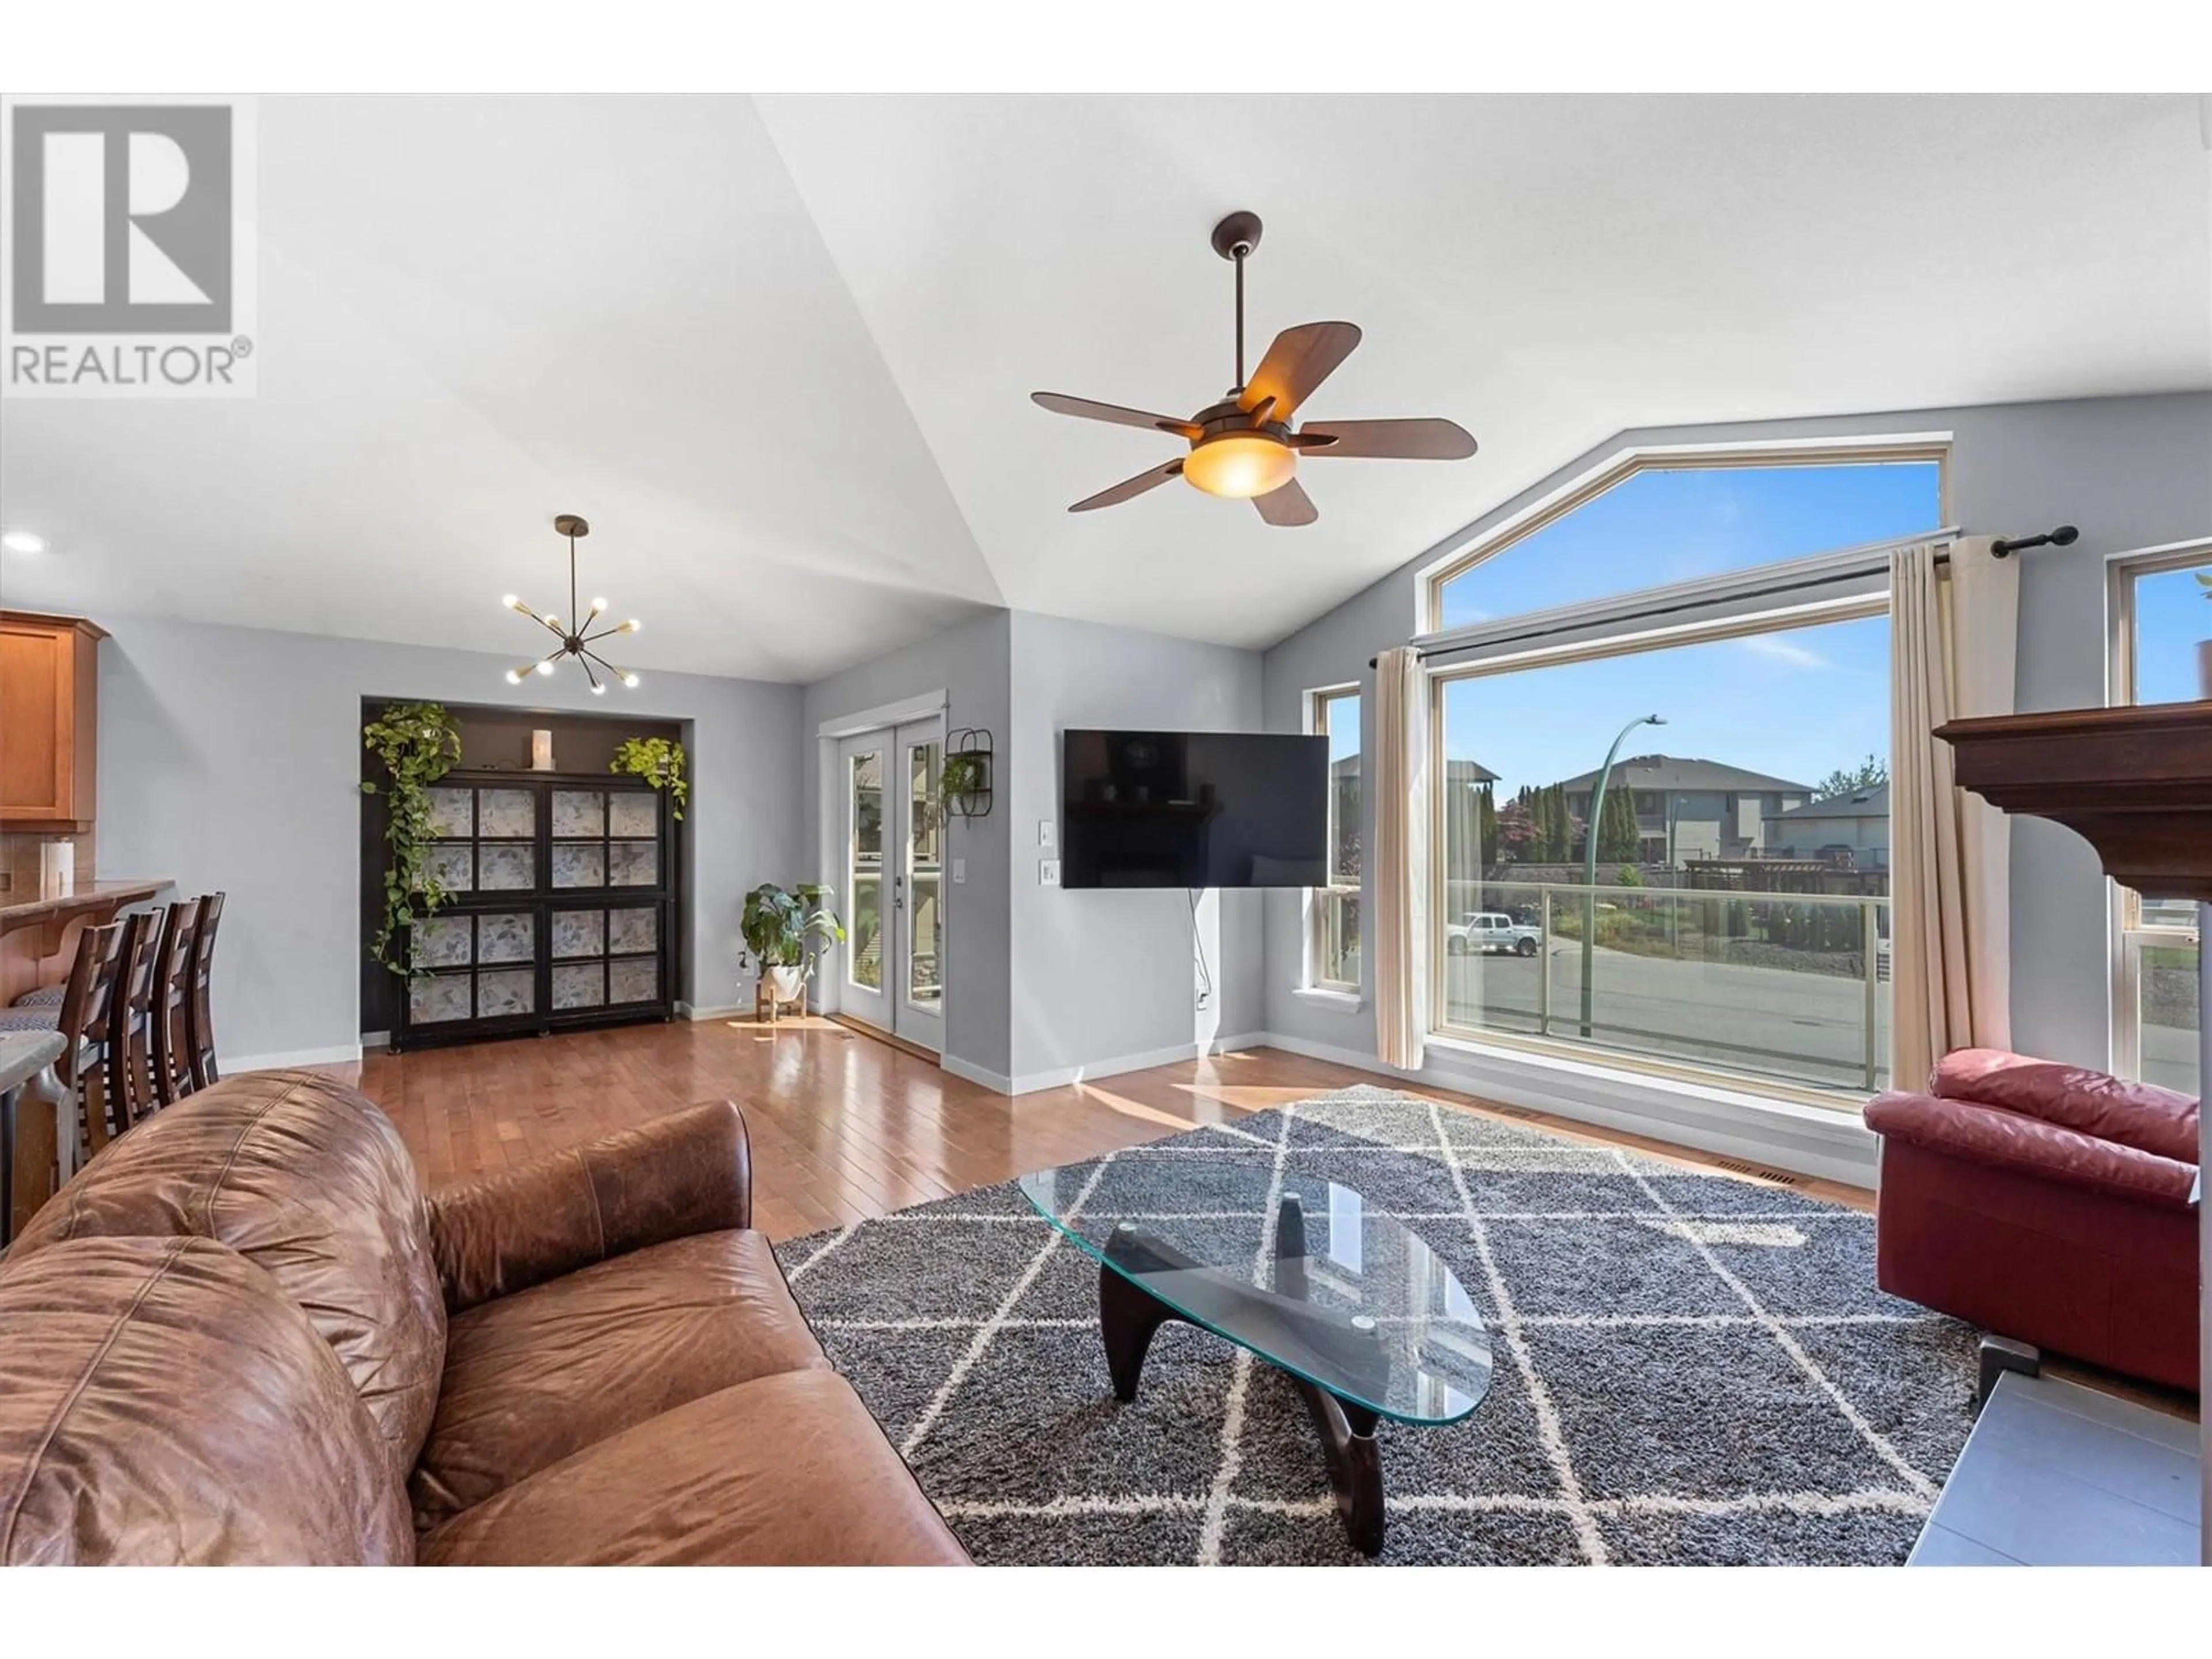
[753,974,808,1025]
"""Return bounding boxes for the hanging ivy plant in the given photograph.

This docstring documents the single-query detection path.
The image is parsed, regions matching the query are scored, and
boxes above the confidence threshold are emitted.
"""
[360,701,463,976]
[611,735,687,821]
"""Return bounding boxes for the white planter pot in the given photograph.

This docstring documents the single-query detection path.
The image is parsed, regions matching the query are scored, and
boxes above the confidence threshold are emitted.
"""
[766,964,806,1003]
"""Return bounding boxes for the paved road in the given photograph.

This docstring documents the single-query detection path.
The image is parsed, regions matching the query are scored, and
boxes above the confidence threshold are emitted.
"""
[1443,942,1891,1092]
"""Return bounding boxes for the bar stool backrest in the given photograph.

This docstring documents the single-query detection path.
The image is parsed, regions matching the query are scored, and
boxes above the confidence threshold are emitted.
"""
[186,891,226,1090]
[150,898,203,1108]
[108,910,165,1134]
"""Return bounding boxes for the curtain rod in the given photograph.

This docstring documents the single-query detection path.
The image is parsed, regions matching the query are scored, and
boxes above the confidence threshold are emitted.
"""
[1368,524,2081,670]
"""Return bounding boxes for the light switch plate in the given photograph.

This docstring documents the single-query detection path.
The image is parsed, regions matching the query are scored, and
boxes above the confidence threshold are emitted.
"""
[1038,820,1056,850]
[1039,859,1060,887]
[952,858,966,885]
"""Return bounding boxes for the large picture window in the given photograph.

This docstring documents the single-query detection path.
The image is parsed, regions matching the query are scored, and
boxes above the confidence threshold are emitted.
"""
[2109,543,2206,1093]
[1419,446,1942,1102]
[1310,686,1361,991]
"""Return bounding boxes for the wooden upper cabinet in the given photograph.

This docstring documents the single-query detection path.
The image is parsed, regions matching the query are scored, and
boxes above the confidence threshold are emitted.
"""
[1,611,106,830]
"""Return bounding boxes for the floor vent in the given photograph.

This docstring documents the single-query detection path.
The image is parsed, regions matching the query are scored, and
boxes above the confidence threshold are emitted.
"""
[1707,1156,1803,1186]
[1489,1105,1545,1121]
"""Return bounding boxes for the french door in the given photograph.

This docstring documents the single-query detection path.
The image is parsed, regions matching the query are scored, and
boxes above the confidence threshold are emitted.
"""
[836,717,946,1054]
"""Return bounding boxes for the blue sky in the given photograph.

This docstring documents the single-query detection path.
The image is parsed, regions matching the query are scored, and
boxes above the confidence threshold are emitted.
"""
[1430,462,1940,796]
[2133,562,2211,704]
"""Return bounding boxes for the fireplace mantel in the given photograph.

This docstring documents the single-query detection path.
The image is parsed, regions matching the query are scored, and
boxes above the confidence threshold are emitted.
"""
[1936,699,2212,902]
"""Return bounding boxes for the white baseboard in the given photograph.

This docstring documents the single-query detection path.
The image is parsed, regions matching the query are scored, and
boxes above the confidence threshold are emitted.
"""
[1255,1029,1877,1187]
[940,1051,1014,1093]
[681,1002,753,1021]
[1009,1032,1270,1096]
[224,1042,364,1073]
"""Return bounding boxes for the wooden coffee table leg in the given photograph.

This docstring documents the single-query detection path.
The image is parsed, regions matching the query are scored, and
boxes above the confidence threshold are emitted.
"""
[1293,1377,1386,1556]
[1098,1253,1177,1402]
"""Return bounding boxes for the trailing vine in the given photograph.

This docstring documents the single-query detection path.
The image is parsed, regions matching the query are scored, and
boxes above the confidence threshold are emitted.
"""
[360,701,463,975]
[611,735,687,821]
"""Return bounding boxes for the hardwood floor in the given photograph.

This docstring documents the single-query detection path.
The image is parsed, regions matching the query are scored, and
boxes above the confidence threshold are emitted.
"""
[329,1017,1872,1242]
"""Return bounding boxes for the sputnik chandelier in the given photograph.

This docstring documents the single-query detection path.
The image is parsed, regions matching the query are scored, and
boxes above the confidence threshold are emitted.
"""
[501,514,643,694]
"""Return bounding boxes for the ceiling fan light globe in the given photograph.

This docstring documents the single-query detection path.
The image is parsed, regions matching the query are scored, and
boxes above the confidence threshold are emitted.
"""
[1183,432,1296,501]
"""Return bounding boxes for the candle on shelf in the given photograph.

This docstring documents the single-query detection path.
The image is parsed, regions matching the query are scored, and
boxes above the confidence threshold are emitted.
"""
[39,840,74,900]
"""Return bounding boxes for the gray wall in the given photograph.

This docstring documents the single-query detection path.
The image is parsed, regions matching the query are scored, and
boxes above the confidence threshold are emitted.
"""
[1007,612,1266,1086]
[1263,392,2212,1074]
[800,609,1013,1082]
[94,615,802,1067]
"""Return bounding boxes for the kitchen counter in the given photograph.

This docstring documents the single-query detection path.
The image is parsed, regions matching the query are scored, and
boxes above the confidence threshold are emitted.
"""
[0,877,173,930]
[0,878,173,1007]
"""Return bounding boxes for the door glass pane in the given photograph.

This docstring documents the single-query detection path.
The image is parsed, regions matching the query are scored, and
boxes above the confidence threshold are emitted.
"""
[850,750,884,991]
[908,739,944,1011]
[552,843,605,888]
[421,843,473,893]
[608,907,657,955]
[410,914,472,971]
[552,962,605,1009]
[552,790,606,837]
[476,969,534,1018]
[551,909,604,959]
[478,789,535,838]
[609,840,658,887]
[410,974,471,1024]
[609,958,658,1005]
[478,912,534,965]
[609,792,658,838]
[479,844,535,890]
[425,788,473,837]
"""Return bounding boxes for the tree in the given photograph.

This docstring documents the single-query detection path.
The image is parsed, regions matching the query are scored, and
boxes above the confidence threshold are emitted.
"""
[1597,786,1641,862]
[1812,753,1888,801]
[1541,785,1573,863]
[1497,791,1539,860]
[1476,785,1498,867]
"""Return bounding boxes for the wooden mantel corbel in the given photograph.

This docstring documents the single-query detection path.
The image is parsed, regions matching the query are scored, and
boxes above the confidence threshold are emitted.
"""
[1936,699,2212,902]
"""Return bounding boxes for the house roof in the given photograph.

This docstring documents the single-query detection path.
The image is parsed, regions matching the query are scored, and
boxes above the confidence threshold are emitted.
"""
[1773,783,1891,821]
[1551,755,1812,796]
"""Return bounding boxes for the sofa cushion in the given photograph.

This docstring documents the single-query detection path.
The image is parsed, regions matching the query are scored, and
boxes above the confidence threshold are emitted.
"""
[416,1369,969,1566]
[0,1236,413,1565]
[410,1229,828,1529]
[1934,1047,2198,1162]
[8,1069,446,1487]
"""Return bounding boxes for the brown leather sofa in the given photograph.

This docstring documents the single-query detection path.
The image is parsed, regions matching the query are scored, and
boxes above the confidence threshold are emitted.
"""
[0,1069,970,1565]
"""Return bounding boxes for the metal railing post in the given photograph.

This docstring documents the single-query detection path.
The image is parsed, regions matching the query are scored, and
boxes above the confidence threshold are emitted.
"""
[1539,887,1552,1039]
[1861,897,1880,1092]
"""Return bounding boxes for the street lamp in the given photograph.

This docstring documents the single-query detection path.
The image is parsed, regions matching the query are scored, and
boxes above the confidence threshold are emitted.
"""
[1581,713,1665,1038]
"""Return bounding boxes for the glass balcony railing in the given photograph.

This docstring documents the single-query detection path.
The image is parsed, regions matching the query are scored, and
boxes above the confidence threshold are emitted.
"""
[1437,877,1891,1098]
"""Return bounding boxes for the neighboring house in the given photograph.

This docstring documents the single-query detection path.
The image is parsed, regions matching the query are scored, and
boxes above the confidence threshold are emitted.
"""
[1552,755,1812,863]
[1770,783,1891,870]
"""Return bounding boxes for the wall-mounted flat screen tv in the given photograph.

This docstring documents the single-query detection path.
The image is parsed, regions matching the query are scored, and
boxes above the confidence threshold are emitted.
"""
[1060,729,1328,889]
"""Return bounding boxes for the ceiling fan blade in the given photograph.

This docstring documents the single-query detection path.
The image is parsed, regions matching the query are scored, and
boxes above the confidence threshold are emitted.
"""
[1239,322,1362,421]
[1070,459,1184,513]
[1294,418,1478,460]
[1252,476,1319,527]
[1033,391,1202,440]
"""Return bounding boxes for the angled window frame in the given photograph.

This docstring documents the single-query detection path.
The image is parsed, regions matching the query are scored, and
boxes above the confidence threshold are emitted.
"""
[1416,435,1953,637]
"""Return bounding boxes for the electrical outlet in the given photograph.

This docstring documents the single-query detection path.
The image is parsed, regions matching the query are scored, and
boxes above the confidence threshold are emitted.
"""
[952,858,966,885]
[1195,988,1210,1011]
[1037,820,1056,851]
[1039,858,1060,887]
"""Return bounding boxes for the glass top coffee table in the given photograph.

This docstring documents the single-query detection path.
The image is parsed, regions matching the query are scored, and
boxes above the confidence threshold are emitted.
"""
[1019,1153,1494,1555]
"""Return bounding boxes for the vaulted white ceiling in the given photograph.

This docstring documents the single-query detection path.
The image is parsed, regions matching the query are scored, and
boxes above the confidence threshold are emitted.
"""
[5,94,2207,681]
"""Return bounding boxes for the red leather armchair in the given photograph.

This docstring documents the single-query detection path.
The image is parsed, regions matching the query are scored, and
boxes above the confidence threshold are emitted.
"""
[1864,1048,2200,1391]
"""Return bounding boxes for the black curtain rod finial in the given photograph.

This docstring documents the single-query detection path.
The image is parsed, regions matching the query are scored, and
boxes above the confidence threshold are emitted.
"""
[1990,524,2079,559]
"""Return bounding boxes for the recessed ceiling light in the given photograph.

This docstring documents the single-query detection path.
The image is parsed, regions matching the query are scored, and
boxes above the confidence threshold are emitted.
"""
[1,529,48,555]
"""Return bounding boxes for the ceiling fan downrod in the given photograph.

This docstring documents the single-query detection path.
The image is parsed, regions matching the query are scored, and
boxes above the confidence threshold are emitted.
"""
[1210,210,1264,396]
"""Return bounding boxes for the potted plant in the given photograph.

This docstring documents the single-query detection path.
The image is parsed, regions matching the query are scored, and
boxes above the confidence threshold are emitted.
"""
[738,882,846,1006]
[940,747,991,818]
[611,735,687,821]
[359,701,463,975]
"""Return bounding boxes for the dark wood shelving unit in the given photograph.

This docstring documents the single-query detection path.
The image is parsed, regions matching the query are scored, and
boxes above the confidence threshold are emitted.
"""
[389,768,676,1052]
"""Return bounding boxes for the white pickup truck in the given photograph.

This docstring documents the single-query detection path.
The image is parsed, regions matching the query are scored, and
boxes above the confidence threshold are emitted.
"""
[1446,912,1543,957]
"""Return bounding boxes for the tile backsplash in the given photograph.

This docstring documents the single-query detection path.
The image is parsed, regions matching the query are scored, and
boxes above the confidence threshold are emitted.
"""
[0,830,95,897]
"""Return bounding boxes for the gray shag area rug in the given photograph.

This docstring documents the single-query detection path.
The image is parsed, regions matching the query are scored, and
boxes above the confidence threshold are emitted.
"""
[775,1086,1977,1566]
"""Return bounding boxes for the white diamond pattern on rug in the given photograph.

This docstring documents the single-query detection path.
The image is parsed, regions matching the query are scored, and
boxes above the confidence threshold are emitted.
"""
[774,1086,1979,1566]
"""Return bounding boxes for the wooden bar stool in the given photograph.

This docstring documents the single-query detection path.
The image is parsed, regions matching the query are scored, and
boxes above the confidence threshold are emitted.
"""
[47,919,126,1168]
[185,891,225,1090]
[108,910,165,1134]
[150,899,203,1107]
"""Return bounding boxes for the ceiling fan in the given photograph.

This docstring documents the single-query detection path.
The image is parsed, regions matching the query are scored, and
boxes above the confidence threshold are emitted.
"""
[1031,211,1477,527]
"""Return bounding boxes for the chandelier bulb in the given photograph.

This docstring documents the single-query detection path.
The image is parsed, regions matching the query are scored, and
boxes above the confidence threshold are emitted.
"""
[621,618,641,634]
[622,672,641,689]
[590,681,608,696]
[535,660,556,677]
[502,594,521,611]
[504,668,524,685]
[589,596,607,615]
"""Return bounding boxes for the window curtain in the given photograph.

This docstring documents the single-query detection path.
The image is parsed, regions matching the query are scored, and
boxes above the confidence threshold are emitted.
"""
[1889,535,2018,1090]
[1373,646,1430,1069]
